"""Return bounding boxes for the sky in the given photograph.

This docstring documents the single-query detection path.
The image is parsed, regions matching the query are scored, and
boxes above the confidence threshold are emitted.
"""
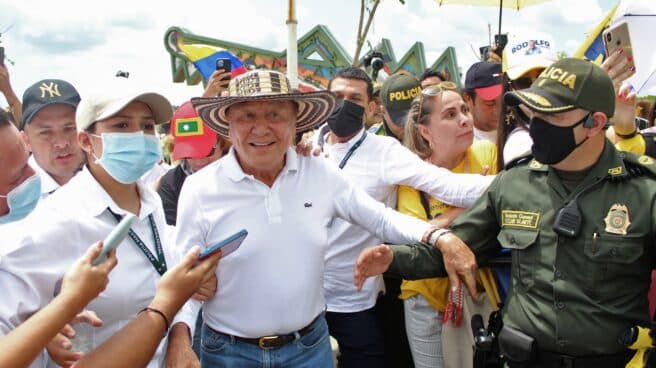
[0,0,619,108]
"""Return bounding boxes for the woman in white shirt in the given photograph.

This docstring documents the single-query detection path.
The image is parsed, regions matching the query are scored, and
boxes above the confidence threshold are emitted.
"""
[1,89,193,368]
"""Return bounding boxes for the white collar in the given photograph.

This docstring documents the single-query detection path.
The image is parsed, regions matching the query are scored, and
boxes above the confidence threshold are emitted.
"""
[324,128,366,151]
[223,147,299,183]
[75,166,157,220]
[28,155,61,195]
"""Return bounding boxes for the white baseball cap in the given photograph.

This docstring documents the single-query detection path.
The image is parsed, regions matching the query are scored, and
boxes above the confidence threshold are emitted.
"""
[503,33,558,81]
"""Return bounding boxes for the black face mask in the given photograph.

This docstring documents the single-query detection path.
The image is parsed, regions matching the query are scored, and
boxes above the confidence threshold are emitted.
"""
[529,114,590,164]
[327,99,365,138]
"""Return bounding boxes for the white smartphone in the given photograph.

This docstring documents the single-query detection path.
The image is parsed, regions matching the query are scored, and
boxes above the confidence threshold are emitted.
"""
[199,229,248,260]
[92,213,136,265]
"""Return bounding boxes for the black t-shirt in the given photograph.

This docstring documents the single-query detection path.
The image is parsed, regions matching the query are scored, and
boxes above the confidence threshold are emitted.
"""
[157,164,189,226]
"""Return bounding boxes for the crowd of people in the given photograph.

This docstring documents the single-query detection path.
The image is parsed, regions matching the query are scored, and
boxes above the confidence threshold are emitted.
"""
[0,25,655,368]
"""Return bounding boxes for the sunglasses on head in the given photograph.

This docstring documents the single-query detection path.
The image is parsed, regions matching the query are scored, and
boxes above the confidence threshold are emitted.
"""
[417,81,459,123]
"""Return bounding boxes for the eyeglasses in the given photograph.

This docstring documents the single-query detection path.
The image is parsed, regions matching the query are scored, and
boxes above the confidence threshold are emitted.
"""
[417,81,458,124]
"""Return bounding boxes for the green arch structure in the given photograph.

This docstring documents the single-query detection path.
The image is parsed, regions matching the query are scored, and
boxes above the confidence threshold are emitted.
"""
[164,25,461,89]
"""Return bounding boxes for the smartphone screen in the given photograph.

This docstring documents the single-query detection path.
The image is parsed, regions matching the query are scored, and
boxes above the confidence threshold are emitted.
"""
[199,229,248,260]
[0,47,5,66]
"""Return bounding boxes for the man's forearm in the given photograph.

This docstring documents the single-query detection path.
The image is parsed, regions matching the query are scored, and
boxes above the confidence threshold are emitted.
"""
[387,242,447,280]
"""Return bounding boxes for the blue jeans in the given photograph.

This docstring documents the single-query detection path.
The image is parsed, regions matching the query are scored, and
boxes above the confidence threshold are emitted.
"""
[200,314,333,368]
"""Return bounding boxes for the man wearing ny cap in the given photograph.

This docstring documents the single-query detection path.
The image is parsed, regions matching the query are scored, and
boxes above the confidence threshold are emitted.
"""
[372,73,422,140]
[463,62,504,143]
[19,79,85,198]
[171,69,472,367]
[354,58,656,367]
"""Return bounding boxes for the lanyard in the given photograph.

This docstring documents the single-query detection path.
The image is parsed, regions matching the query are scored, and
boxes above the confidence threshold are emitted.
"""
[338,132,367,169]
[107,208,167,275]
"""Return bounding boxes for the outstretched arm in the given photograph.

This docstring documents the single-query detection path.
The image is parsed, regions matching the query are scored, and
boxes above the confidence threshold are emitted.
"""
[75,246,220,368]
[0,242,116,368]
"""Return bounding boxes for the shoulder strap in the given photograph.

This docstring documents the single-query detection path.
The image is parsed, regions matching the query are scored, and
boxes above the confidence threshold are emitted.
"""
[418,192,433,220]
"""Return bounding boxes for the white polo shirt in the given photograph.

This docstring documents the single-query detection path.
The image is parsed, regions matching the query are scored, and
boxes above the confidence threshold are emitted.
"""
[28,155,60,199]
[175,147,431,338]
[0,167,179,368]
[320,128,495,312]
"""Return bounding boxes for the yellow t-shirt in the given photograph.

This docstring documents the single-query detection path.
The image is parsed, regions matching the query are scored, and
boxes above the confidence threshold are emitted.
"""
[398,140,500,311]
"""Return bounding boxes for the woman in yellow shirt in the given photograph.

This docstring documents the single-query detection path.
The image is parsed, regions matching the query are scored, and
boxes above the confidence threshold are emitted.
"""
[399,82,500,368]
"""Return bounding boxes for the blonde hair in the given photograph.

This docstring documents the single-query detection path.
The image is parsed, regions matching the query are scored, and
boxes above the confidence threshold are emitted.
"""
[403,97,433,160]
[403,82,459,160]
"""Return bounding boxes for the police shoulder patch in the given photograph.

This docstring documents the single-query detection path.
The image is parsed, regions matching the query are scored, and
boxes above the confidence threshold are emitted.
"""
[622,152,656,178]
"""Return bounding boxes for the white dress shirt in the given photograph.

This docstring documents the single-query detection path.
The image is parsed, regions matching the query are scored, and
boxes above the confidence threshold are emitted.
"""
[0,167,178,368]
[175,147,431,338]
[28,155,60,199]
[320,128,494,312]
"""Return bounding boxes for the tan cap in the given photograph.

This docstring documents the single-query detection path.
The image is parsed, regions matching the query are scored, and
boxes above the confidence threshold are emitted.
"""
[76,89,172,131]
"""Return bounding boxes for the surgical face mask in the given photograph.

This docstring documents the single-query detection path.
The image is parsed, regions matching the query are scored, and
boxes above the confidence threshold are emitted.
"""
[529,114,590,165]
[0,173,42,224]
[327,99,365,138]
[91,131,162,184]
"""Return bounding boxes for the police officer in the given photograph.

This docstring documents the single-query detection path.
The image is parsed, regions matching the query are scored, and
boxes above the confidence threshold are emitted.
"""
[354,58,656,367]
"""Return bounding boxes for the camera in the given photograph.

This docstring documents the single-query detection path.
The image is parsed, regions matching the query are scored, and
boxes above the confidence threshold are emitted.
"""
[363,51,385,81]
[115,70,130,78]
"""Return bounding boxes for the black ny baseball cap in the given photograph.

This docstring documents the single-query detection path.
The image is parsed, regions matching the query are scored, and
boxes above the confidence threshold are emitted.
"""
[20,79,80,130]
[504,58,615,117]
[465,61,504,101]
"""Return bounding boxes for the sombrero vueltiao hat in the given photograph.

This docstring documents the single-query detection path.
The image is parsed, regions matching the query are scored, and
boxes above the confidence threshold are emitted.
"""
[191,70,335,137]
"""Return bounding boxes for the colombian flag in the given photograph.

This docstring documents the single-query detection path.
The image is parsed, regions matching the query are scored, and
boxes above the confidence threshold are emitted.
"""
[176,43,247,81]
[573,3,620,64]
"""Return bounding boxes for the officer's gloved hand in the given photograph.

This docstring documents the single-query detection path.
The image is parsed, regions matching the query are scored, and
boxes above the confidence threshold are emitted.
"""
[620,325,656,367]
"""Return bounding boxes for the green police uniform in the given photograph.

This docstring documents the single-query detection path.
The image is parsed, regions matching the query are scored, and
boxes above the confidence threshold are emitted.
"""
[384,58,656,362]
[388,141,656,356]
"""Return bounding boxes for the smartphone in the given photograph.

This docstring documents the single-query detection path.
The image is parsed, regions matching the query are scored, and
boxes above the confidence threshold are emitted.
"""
[92,213,136,265]
[0,47,4,66]
[199,229,248,260]
[216,58,232,73]
[603,21,633,61]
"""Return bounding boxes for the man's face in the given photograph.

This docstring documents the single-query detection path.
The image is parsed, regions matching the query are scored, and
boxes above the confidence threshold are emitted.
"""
[366,95,384,127]
[465,93,502,132]
[329,77,370,109]
[0,124,36,216]
[227,100,296,175]
[23,104,84,185]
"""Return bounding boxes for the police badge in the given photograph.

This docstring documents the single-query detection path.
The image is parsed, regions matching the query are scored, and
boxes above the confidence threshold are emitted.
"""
[604,204,631,235]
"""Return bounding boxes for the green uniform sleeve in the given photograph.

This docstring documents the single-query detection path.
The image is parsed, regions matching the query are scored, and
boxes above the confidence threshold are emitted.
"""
[387,172,506,280]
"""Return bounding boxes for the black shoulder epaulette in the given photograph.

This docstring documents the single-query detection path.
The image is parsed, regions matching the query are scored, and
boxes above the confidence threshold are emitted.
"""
[622,152,656,178]
[504,152,533,170]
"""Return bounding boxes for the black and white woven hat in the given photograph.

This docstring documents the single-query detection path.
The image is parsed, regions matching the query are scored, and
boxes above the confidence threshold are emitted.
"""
[191,70,335,137]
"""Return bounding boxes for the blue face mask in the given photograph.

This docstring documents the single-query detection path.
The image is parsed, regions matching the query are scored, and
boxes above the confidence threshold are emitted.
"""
[0,173,42,224]
[92,131,162,184]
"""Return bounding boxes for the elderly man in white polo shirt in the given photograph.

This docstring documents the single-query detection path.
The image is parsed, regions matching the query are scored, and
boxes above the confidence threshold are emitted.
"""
[169,70,457,367]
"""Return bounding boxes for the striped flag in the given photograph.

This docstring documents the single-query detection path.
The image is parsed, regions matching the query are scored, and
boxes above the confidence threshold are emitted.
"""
[573,3,620,64]
[176,43,248,81]
[175,118,204,137]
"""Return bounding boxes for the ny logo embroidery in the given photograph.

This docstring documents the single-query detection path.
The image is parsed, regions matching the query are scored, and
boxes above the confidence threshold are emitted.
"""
[40,82,61,99]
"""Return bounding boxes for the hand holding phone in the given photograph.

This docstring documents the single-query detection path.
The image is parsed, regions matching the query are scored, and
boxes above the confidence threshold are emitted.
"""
[199,229,248,260]
[92,213,136,265]
[603,22,634,64]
